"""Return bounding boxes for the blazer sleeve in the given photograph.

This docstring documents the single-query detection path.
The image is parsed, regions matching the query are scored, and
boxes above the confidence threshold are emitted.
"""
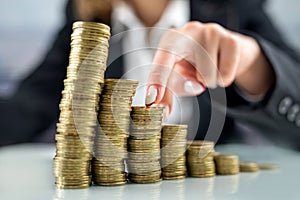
[0,1,74,146]
[225,0,300,146]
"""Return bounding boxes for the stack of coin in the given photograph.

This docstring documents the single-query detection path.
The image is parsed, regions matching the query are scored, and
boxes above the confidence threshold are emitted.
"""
[127,106,164,184]
[187,140,216,178]
[161,125,188,180]
[239,162,259,172]
[54,21,111,189]
[92,79,138,186]
[214,154,240,175]
[258,163,279,170]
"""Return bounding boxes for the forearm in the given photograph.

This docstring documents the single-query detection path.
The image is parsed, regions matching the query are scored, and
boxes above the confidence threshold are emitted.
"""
[226,35,300,142]
[0,99,49,146]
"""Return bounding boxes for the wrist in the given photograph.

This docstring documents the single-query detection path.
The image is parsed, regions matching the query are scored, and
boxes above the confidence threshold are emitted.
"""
[235,36,275,98]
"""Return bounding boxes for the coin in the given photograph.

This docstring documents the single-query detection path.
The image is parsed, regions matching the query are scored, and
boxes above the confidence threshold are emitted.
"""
[258,163,279,170]
[127,106,164,184]
[54,21,111,189]
[214,154,240,175]
[55,183,91,189]
[239,162,260,172]
[92,79,138,186]
[163,175,186,180]
[186,140,216,178]
[161,125,187,180]
[128,170,162,184]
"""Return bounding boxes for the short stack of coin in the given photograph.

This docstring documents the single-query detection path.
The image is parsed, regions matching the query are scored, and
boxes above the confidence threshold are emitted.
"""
[187,140,216,178]
[214,154,240,175]
[92,79,138,186]
[161,125,188,180]
[54,21,111,189]
[258,163,279,170]
[239,162,259,172]
[127,106,164,184]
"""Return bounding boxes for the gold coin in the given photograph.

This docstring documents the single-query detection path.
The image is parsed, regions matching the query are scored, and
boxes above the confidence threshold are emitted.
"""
[258,163,279,170]
[92,78,138,187]
[55,183,91,189]
[239,162,260,172]
[94,181,127,186]
[129,178,162,184]
[163,175,186,180]
[214,154,240,175]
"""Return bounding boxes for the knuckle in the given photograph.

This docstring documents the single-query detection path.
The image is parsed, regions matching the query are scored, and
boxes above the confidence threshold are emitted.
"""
[182,21,203,31]
[222,75,235,87]
[219,67,235,87]
[195,23,225,43]
[206,23,224,35]
[225,35,240,51]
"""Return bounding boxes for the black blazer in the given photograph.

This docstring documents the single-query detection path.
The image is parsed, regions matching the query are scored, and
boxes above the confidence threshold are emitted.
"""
[1,0,299,148]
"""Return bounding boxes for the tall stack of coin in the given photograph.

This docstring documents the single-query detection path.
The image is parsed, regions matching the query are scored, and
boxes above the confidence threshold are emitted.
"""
[187,141,216,178]
[92,79,138,186]
[161,125,188,180]
[127,106,164,184]
[214,154,240,175]
[54,21,111,189]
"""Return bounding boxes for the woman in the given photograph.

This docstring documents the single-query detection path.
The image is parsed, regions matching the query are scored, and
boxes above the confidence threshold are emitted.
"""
[0,0,299,149]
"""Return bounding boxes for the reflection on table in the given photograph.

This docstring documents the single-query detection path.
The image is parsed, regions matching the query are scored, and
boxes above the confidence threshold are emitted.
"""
[0,144,300,200]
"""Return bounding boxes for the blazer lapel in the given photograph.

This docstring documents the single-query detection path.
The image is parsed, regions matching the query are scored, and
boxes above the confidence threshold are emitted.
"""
[190,0,237,29]
[106,33,124,79]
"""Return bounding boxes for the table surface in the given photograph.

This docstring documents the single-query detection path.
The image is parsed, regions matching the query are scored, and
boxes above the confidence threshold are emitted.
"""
[0,143,299,200]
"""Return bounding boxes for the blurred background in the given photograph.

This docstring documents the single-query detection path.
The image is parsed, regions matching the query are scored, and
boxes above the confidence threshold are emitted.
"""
[0,0,299,97]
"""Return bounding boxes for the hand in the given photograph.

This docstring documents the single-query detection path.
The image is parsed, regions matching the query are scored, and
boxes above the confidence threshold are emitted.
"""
[146,21,274,119]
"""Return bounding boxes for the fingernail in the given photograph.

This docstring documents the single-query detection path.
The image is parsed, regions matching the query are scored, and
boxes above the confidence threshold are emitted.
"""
[184,81,205,95]
[162,106,169,122]
[145,86,158,105]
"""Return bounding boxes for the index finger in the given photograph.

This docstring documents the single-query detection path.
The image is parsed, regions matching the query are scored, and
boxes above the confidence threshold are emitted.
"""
[146,48,177,105]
